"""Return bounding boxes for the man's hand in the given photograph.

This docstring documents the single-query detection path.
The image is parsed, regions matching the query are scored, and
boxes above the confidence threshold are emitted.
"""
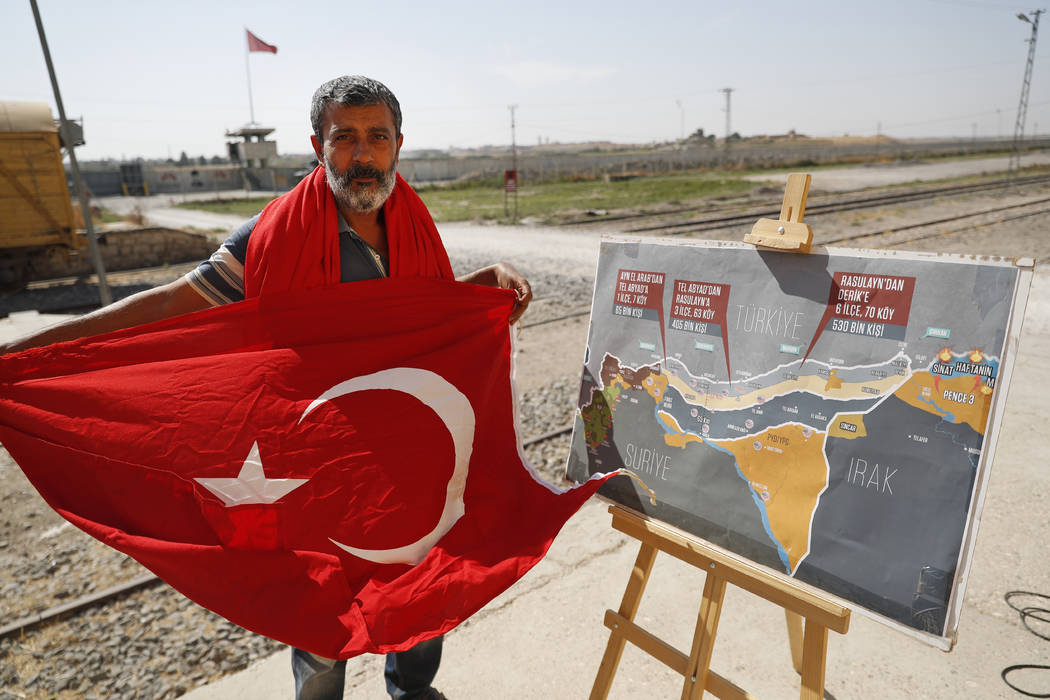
[457,263,533,324]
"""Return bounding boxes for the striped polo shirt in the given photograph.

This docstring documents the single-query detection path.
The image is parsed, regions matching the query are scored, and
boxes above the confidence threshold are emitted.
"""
[185,213,388,305]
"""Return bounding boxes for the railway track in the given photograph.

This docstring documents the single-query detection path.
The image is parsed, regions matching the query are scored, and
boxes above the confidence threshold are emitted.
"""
[557,172,1050,235]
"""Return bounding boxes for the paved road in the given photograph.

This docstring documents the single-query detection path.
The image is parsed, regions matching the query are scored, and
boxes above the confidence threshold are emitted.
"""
[95,190,248,232]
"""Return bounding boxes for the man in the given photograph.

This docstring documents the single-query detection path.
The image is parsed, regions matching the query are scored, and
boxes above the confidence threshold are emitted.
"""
[1,75,532,700]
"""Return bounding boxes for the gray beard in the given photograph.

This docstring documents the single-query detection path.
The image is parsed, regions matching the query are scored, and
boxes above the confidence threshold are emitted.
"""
[325,159,398,214]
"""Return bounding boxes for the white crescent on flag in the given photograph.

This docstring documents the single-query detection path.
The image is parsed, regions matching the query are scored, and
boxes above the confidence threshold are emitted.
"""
[299,367,475,566]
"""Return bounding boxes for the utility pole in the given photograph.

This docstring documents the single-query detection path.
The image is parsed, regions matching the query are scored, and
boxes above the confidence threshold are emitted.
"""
[1009,9,1043,178]
[720,88,734,146]
[507,104,518,222]
[675,99,684,141]
[29,0,111,305]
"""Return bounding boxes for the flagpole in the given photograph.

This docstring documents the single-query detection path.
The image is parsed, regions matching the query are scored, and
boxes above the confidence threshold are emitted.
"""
[244,28,255,124]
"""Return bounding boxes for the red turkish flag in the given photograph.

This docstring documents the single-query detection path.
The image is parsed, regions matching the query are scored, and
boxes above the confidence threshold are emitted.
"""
[246,28,277,54]
[0,279,616,659]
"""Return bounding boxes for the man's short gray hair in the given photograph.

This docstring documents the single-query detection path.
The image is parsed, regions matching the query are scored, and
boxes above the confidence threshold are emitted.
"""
[310,75,402,140]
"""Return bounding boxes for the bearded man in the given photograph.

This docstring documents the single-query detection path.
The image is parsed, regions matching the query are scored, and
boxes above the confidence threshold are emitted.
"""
[1,75,531,700]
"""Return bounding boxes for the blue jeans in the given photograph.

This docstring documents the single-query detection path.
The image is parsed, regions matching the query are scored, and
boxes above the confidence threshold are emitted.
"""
[292,636,443,700]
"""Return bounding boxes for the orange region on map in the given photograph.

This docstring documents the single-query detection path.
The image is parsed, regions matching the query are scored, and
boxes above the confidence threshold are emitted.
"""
[825,369,843,392]
[658,411,705,449]
[712,425,828,571]
[663,368,907,409]
[827,413,868,439]
[641,372,669,403]
[893,372,993,435]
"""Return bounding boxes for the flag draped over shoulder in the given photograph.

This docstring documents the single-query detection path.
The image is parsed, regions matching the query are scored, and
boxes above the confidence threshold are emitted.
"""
[245,167,454,297]
[0,279,615,659]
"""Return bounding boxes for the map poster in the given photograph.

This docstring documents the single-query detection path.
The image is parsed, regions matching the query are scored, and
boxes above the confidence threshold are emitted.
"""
[566,238,1032,649]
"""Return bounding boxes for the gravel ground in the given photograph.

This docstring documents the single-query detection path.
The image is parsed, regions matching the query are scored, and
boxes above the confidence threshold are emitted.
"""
[2,173,1050,699]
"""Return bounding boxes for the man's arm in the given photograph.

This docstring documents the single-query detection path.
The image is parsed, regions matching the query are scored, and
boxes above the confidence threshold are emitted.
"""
[0,277,211,355]
[457,262,533,324]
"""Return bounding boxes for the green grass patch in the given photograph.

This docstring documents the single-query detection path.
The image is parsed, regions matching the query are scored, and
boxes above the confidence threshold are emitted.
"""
[415,173,754,223]
[92,207,127,224]
[174,175,753,224]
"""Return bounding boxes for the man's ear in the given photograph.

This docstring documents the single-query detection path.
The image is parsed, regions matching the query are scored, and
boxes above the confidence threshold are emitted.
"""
[310,134,324,163]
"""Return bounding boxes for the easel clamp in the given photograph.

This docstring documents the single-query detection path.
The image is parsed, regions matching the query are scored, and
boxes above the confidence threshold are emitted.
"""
[745,173,814,252]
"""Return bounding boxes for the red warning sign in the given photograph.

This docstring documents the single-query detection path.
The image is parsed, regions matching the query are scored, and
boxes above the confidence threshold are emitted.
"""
[612,268,667,356]
[669,278,732,380]
[803,272,916,361]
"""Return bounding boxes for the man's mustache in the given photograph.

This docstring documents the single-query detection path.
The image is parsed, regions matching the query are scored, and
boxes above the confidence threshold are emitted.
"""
[333,164,388,185]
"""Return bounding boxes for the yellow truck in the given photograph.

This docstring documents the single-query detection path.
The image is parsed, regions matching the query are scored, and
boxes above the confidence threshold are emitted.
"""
[0,100,83,290]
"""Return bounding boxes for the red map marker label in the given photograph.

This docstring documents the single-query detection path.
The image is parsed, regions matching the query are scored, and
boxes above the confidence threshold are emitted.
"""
[613,268,666,357]
[802,272,916,362]
[669,279,732,380]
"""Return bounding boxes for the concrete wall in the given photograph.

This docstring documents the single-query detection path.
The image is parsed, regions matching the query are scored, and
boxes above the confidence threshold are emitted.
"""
[397,137,1050,184]
[30,227,217,281]
[80,166,307,197]
[143,165,243,195]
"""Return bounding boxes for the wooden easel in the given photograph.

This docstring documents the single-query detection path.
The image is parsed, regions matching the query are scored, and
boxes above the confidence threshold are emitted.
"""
[590,174,851,699]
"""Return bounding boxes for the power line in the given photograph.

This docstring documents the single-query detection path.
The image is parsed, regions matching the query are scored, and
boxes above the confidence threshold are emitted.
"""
[922,0,1028,10]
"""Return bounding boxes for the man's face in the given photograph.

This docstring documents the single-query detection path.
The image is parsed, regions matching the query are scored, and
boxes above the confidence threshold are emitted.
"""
[311,102,403,214]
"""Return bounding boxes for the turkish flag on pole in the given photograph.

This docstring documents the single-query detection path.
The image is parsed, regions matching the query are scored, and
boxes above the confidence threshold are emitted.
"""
[246,28,277,53]
[0,279,617,659]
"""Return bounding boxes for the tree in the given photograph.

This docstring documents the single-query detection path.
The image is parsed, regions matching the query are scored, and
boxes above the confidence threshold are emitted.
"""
[177,151,190,166]
[688,128,716,145]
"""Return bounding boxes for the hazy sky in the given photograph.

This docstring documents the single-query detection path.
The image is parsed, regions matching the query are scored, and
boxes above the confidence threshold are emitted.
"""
[3,0,1049,160]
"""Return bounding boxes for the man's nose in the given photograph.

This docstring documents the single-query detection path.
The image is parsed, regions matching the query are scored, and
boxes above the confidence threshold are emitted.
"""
[351,139,374,164]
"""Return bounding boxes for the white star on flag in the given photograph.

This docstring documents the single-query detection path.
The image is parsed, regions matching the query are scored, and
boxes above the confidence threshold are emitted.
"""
[195,441,308,507]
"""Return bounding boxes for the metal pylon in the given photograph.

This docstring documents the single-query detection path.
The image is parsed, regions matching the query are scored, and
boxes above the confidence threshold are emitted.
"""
[1010,9,1044,179]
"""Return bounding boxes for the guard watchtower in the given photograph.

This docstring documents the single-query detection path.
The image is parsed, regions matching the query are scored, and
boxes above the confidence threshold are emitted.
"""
[225,125,277,168]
